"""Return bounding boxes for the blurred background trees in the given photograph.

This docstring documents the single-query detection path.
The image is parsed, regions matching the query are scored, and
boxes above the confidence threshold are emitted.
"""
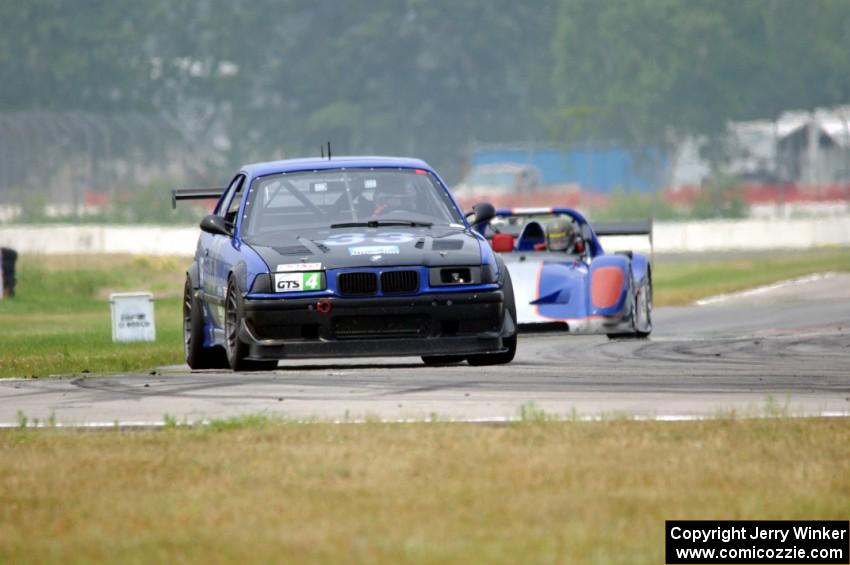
[1,0,850,220]
[551,0,850,160]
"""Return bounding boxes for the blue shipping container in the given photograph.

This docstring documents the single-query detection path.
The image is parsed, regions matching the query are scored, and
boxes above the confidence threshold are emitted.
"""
[470,146,665,193]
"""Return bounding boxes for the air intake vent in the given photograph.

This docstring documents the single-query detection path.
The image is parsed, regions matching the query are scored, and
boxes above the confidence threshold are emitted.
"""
[381,270,419,294]
[338,272,378,295]
[432,239,464,251]
[333,315,428,339]
[274,245,312,255]
[414,238,425,249]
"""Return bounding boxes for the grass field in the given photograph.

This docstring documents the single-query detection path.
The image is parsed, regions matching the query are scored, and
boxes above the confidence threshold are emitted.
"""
[653,247,850,306]
[0,255,185,378]
[2,252,848,564]
[1,417,848,563]
[0,248,849,378]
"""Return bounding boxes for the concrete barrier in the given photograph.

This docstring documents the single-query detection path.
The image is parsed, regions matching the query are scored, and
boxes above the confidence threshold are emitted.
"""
[653,217,850,252]
[0,225,199,256]
[1,217,849,256]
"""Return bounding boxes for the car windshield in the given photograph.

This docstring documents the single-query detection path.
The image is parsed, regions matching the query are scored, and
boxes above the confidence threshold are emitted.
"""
[241,168,464,237]
[487,213,579,237]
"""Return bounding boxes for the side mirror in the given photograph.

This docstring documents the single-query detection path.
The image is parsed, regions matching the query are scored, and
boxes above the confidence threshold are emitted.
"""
[200,214,232,237]
[465,202,496,227]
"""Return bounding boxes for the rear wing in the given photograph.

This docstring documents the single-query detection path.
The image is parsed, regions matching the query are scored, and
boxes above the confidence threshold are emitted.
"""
[592,219,652,237]
[171,188,225,209]
[592,219,653,261]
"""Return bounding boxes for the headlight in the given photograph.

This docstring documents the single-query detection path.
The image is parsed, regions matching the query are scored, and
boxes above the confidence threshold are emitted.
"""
[428,266,485,286]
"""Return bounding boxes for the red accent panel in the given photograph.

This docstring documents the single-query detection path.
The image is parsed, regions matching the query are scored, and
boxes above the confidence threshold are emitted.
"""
[591,266,624,309]
[84,191,110,207]
[491,233,515,252]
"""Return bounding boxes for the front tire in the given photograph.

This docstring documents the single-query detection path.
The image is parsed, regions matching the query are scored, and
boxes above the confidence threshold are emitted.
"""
[421,355,466,366]
[224,279,278,372]
[467,333,517,366]
[467,266,517,366]
[607,275,652,339]
[633,277,652,338]
[183,276,228,370]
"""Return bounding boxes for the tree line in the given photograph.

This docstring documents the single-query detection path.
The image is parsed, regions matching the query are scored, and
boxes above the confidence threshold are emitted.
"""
[2,0,849,182]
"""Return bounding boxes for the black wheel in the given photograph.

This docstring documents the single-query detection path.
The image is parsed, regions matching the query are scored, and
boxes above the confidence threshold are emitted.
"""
[421,355,466,366]
[607,273,652,339]
[467,267,517,366]
[183,276,228,370]
[224,279,278,372]
[606,289,636,340]
[467,333,517,366]
[633,277,652,338]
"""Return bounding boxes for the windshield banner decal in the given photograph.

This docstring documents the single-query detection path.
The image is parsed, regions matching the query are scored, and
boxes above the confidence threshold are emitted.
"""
[276,262,322,272]
[348,245,400,256]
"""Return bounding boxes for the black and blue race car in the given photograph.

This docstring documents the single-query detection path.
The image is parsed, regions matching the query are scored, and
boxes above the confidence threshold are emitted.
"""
[174,156,517,371]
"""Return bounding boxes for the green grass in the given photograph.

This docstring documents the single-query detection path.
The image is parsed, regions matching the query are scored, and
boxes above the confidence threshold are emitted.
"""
[0,255,186,377]
[0,418,848,564]
[653,247,850,306]
[1,249,849,377]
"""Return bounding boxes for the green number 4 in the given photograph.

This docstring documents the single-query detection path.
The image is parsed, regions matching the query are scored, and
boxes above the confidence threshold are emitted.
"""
[303,272,321,290]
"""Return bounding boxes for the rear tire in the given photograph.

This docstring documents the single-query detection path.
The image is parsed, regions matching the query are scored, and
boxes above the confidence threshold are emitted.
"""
[183,276,228,370]
[467,266,517,366]
[224,279,278,372]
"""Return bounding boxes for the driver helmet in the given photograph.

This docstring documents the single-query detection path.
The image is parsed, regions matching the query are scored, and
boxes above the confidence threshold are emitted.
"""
[546,218,573,252]
[372,179,417,215]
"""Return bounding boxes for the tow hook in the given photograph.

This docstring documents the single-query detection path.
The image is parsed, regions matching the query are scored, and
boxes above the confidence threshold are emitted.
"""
[316,299,332,314]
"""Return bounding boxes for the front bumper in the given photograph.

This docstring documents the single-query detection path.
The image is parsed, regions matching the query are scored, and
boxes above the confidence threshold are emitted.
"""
[238,289,512,360]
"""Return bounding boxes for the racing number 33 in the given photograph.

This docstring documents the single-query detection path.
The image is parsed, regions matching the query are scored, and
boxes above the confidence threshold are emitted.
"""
[275,271,322,292]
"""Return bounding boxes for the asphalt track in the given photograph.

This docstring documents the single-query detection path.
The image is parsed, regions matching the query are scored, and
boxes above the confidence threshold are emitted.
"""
[2,274,849,426]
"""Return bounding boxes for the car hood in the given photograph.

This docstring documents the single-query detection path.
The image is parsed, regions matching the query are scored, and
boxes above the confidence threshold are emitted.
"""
[244,226,482,271]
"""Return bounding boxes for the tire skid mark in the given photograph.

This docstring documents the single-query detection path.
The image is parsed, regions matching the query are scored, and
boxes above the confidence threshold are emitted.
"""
[592,333,850,369]
[3,316,848,422]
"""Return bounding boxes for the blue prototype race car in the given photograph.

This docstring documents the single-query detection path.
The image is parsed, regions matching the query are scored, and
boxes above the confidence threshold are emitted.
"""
[480,208,653,338]
[173,156,517,371]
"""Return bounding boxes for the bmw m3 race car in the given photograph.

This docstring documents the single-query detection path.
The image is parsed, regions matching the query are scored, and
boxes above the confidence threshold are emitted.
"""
[478,207,652,338]
[173,156,517,371]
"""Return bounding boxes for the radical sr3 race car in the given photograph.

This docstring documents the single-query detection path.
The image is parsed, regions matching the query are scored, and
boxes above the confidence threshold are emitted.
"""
[478,208,653,338]
[173,156,517,371]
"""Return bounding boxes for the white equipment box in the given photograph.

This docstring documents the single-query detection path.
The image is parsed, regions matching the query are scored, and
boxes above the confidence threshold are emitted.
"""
[110,292,156,342]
